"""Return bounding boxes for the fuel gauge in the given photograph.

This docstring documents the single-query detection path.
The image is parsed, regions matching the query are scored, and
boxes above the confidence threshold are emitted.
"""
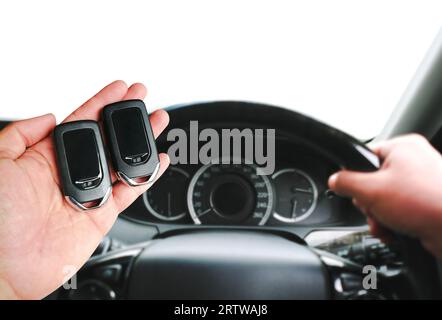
[272,168,318,223]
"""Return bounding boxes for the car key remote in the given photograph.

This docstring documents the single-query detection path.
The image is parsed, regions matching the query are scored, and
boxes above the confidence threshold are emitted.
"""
[53,120,112,210]
[102,99,160,186]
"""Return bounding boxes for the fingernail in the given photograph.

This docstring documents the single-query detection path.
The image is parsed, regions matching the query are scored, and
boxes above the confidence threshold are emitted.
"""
[328,173,338,188]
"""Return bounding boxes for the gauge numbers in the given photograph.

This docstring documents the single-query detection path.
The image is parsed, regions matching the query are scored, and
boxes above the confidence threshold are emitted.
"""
[188,163,273,226]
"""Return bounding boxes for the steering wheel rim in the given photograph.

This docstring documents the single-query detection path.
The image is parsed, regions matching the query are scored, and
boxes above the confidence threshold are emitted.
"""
[65,101,440,300]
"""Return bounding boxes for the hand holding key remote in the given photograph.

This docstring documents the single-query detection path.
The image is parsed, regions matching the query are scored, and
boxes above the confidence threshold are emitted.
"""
[0,81,170,299]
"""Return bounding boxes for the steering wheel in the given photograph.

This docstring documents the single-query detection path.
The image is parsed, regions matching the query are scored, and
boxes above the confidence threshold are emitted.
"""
[65,102,440,300]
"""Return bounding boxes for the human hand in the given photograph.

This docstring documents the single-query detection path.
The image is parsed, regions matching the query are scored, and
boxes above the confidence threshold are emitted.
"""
[0,81,170,299]
[328,134,442,258]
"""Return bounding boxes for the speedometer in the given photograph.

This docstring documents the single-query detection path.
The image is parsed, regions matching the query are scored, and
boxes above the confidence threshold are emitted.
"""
[187,163,273,225]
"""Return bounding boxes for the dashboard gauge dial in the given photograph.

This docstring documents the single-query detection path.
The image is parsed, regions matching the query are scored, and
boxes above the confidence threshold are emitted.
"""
[188,163,273,225]
[272,169,318,223]
[143,167,190,221]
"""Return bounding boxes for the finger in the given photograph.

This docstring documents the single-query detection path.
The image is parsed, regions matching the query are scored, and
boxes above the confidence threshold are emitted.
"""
[0,113,56,159]
[123,83,147,100]
[352,198,368,215]
[111,153,170,213]
[150,109,170,139]
[369,141,395,159]
[62,80,128,123]
[367,217,394,244]
[367,217,384,239]
[369,134,428,159]
[328,170,379,199]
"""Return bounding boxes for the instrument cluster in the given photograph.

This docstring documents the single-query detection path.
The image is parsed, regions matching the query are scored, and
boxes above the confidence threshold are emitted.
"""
[123,140,362,228]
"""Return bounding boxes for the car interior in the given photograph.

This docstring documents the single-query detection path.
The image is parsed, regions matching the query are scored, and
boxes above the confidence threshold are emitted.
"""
[2,32,442,302]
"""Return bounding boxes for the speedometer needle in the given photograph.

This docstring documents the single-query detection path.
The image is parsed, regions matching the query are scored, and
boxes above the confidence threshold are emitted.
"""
[198,208,211,218]
[291,200,298,220]
[167,193,171,217]
[294,188,312,194]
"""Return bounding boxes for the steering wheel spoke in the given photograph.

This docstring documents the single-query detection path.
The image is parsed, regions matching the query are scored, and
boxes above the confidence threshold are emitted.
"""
[314,248,391,299]
[58,244,146,300]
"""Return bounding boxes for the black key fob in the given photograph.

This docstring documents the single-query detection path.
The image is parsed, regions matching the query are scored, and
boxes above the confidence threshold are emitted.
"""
[53,120,112,211]
[102,99,160,186]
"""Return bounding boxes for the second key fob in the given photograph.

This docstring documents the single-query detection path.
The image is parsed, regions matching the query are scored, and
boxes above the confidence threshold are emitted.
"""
[103,99,160,186]
[53,120,112,211]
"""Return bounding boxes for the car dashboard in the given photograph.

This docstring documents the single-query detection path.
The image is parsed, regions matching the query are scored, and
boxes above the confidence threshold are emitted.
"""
[121,113,366,239]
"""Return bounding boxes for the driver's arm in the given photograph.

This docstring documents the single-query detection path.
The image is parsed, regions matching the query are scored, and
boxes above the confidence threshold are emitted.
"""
[328,134,442,258]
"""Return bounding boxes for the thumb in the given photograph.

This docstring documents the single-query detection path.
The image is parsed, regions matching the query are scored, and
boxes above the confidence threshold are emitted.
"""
[328,170,379,199]
[0,113,56,159]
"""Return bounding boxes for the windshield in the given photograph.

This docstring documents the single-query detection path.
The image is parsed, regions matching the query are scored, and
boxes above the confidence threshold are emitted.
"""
[0,1,441,139]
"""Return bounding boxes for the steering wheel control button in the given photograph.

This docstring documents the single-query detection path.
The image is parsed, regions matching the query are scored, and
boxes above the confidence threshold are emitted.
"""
[53,120,112,211]
[103,99,159,187]
[95,264,122,283]
[339,273,363,291]
[68,280,116,300]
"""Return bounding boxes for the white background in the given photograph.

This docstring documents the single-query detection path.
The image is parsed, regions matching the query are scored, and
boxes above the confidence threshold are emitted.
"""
[0,0,441,138]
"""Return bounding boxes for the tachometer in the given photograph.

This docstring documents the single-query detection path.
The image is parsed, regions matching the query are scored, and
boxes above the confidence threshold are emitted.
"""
[143,167,190,221]
[188,163,273,225]
[272,168,318,223]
